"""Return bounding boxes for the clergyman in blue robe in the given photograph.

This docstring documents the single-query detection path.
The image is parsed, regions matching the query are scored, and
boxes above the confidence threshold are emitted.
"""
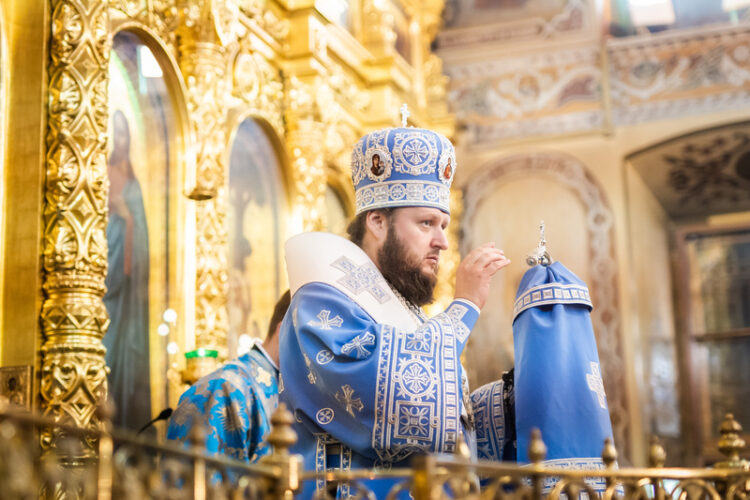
[167,291,289,462]
[279,125,512,499]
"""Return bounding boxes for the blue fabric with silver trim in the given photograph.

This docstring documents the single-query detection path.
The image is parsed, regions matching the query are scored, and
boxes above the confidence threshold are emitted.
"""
[471,379,507,461]
[513,262,613,491]
[351,127,456,214]
[279,282,484,498]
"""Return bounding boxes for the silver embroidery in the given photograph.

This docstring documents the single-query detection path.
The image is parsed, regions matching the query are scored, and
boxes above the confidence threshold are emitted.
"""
[341,332,376,358]
[307,309,344,330]
[303,353,317,384]
[392,131,438,175]
[372,314,462,463]
[398,360,435,397]
[331,256,390,303]
[316,349,334,365]
[316,408,335,425]
[335,384,364,417]
[586,362,607,409]
[445,302,470,342]
[396,402,433,440]
[356,180,450,213]
[351,139,367,184]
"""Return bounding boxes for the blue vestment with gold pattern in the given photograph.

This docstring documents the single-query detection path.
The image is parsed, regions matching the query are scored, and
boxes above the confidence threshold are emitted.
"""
[167,343,279,463]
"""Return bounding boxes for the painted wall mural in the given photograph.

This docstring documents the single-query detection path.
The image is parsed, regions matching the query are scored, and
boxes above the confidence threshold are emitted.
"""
[106,31,178,432]
[445,46,603,143]
[443,24,750,146]
[627,121,750,218]
[438,0,592,49]
[227,119,288,357]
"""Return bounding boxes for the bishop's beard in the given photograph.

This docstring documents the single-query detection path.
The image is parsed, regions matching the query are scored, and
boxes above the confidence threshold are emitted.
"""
[377,226,437,307]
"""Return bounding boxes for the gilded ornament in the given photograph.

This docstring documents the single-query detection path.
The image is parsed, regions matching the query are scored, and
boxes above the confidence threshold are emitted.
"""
[232,51,284,136]
[42,0,111,457]
[186,58,230,357]
[33,0,454,438]
[211,0,244,46]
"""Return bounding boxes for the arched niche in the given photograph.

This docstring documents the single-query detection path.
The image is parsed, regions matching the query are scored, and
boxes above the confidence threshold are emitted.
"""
[462,151,630,460]
[106,27,193,432]
[225,116,291,358]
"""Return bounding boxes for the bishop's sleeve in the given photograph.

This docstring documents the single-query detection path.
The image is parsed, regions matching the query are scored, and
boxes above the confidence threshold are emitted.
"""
[470,369,516,462]
[279,282,479,464]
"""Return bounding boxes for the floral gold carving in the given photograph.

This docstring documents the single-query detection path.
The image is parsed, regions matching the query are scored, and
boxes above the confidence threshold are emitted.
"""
[328,64,370,114]
[42,0,112,454]
[232,51,284,136]
[235,0,289,43]
[285,76,328,231]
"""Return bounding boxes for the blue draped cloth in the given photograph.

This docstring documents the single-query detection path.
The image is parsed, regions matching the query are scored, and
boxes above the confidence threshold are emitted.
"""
[167,344,279,463]
[279,282,482,498]
[513,262,614,484]
[103,178,151,431]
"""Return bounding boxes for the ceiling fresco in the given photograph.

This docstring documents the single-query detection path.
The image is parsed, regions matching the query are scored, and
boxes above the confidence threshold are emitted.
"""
[628,121,750,218]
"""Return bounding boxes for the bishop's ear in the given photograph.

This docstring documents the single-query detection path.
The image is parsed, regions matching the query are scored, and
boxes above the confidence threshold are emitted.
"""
[365,209,389,244]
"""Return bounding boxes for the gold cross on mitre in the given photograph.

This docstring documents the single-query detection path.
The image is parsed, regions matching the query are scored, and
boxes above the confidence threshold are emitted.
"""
[400,103,410,127]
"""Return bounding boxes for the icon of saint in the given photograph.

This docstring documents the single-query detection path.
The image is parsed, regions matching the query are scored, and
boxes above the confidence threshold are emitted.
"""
[371,154,385,176]
[103,110,152,431]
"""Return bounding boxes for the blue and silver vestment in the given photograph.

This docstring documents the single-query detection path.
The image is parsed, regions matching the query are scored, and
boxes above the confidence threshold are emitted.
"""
[513,262,615,490]
[167,342,279,463]
[280,232,511,498]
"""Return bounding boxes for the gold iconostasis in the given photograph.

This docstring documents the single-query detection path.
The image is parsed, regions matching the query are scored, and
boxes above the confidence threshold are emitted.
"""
[0,0,454,441]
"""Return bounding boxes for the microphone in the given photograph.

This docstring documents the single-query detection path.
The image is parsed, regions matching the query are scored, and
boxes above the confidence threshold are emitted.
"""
[137,407,173,435]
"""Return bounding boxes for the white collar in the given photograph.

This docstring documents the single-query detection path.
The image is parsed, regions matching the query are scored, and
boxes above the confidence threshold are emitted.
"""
[252,339,279,372]
[285,232,420,332]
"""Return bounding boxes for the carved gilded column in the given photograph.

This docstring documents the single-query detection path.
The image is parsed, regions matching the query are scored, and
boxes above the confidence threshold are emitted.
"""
[41,0,111,453]
[285,76,327,231]
[180,39,231,358]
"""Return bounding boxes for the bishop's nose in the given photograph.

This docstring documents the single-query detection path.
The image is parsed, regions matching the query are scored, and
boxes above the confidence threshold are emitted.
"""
[432,227,449,250]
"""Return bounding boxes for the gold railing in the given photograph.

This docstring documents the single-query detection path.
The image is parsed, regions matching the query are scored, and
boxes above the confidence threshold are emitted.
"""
[0,399,747,500]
